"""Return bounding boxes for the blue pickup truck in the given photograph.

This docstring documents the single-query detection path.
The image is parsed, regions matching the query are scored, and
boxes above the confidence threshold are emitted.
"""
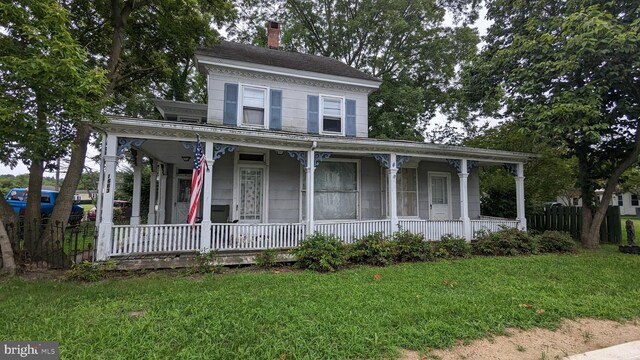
[5,188,84,225]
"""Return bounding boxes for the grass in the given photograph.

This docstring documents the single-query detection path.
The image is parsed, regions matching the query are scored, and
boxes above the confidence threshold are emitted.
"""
[1,245,640,359]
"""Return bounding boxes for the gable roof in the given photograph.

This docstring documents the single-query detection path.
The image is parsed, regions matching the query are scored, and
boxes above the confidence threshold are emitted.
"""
[196,41,380,83]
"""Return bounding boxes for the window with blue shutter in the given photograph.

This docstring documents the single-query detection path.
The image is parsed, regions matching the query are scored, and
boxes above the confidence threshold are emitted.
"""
[345,99,356,137]
[223,83,238,126]
[307,95,319,134]
[270,89,282,130]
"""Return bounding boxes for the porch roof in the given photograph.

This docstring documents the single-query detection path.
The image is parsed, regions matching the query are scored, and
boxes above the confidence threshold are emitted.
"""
[92,117,536,164]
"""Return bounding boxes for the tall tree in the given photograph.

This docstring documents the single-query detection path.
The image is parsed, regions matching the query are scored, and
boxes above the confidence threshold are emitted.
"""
[229,0,481,140]
[463,1,640,247]
[0,0,107,253]
[44,0,235,239]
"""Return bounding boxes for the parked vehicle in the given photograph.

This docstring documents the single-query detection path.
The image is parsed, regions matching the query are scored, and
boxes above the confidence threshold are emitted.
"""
[87,200,132,221]
[5,188,84,225]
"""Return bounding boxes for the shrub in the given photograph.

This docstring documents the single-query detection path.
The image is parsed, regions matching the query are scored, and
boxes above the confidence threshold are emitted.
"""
[435,234,471,259]
[292,233,347,272]
[538,231,577,253]
[393,230,433,262]
[351,232,396,266]
[473,227,538,256]
[188,250,224,274]
[64,260,116,282]
[255,248,280,268]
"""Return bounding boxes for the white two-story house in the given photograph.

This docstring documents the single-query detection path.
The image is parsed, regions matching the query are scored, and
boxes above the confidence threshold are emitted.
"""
[92,22,533,262]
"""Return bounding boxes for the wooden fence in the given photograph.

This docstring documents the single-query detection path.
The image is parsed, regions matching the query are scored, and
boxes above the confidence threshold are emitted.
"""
[526,206,622,244]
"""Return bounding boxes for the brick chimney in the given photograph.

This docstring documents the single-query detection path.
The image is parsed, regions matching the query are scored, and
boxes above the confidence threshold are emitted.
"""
[267,21,280,49]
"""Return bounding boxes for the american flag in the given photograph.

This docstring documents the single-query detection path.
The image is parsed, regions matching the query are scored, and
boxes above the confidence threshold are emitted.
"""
[188,136,206,225]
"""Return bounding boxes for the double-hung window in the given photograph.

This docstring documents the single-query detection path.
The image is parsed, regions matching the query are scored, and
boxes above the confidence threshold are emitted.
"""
[242,86,266,127]
[632,194,639,207]
[321,96,343,134]
[382,167,418,217]
[301,160,359,220]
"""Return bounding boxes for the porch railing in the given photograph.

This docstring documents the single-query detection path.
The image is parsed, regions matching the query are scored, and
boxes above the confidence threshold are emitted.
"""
[315,220,391,243]
[111,224,202,255]
[398,220,464,240]
[210,223,306,251]
[471,220,519,235]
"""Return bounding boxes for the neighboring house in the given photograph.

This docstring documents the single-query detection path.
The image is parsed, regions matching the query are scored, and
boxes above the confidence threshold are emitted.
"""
[74,189,97,204]
[91,22,533,262]
[558,191,639,216]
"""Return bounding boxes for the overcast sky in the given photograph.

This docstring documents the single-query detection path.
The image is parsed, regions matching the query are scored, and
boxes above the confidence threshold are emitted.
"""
[0,6,492,177]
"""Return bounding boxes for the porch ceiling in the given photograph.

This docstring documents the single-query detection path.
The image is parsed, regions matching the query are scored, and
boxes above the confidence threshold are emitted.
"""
[92,117,537,164]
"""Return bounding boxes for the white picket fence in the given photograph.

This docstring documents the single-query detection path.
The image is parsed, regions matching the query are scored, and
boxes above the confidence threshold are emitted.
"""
[471,220,519,235]
[109,219,522,256]
[315,220,391,243]
[210,223,306,250]
[398,220,464,240]
[111,224,202,255]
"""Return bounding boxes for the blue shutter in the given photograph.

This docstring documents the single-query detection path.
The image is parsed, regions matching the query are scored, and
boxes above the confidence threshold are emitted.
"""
[223,83,238,126]
[307,95,319,134]
[345,99,356,137]
[269,89,282,130]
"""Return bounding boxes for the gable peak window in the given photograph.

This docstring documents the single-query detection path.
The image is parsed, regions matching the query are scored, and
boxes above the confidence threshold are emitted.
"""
[321,96,343,134]
[242,86,266,127]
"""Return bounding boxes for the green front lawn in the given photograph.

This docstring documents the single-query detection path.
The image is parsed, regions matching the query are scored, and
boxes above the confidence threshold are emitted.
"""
[1,246,640,359]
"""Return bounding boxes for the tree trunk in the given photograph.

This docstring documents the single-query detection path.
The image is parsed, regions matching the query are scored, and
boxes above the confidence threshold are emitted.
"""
[0,196,18,275]
[0,219,16,275]
[25,160,44,255]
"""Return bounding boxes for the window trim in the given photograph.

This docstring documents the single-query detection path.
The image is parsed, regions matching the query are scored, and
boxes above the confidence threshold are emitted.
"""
[381,166,420,219]
[319,95,345,136]
[238,84,269,129]
[300,158,360,222]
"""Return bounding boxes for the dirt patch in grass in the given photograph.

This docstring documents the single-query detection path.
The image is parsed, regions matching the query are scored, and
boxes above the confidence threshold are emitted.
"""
[402,318,640,360]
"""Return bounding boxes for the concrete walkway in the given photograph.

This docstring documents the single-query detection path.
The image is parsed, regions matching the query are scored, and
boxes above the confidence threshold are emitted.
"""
[566,341,640,360]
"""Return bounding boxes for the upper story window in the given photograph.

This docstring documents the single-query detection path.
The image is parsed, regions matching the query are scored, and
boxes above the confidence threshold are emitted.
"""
[632,194,639,206]
[241,86,267,127]
[617,195,624,207]
[321,96,343,134]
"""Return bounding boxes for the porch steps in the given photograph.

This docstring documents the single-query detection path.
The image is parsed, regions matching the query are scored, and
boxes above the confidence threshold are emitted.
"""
[111,250,295,270]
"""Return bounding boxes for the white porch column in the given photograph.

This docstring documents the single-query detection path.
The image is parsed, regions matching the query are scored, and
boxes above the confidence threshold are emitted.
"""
[388,153,398,234]
[200,141,214,251]
[130,151,143,225]
[459,159,472,241]
[96,134,118,261]
[515,163,527,230]
[305,150,315,235]
[95,133,107,230]
[147,161,157,225]
[157,164,167,224]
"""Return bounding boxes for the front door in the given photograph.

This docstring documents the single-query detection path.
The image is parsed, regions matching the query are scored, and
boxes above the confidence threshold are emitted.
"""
[428,172,451,220]
[174,177,191,223]
[236,166,265,223]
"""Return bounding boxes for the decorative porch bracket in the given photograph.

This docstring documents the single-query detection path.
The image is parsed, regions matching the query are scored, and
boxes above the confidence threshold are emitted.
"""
[288,151,307,167]
[314,152,332,167]
[374,154,411,169]
[117,138,145,157]
[447,159,479,173]
[503,163,518,176]
[213,144,236,161]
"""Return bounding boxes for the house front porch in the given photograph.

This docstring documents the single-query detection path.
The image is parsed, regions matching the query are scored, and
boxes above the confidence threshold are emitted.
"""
[93,118,531,262]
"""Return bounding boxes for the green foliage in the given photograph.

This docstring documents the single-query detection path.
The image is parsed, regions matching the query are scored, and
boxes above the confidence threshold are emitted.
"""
[538,231,577,253]
[63,260,116,282]
[350,232,396,266]
[189,250,224,275]
[435,234,471,259]
[473,228,538,256]
[255,249,279,268]
[393,230,434,262]
[292,233,348,272]
[465,0,640,245]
